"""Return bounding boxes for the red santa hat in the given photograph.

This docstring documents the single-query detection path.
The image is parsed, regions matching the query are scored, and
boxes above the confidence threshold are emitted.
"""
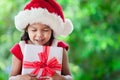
[15,0,73,36]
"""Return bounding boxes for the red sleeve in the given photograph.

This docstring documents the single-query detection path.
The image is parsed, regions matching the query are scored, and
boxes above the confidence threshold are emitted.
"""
[57,41,69,51]
[10,43,23,61]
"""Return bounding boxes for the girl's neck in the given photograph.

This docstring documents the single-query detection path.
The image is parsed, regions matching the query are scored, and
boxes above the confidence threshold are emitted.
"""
[26,39,54,46]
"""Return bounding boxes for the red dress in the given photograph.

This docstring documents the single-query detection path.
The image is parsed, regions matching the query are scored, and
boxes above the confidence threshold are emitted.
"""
[10,40,69,61]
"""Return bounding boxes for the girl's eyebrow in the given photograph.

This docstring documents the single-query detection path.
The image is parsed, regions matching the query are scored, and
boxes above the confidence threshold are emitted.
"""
[29,24,36,28]
[43,27,50,29]
[43,25,51,29]
[30,26,36,29]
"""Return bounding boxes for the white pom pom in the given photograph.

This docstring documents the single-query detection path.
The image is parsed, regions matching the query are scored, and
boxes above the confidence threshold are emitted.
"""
[62,19,74,36]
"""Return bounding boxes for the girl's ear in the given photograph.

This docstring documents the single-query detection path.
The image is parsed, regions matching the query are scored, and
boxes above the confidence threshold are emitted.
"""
[25,29,28,32]
[25,28,28,32]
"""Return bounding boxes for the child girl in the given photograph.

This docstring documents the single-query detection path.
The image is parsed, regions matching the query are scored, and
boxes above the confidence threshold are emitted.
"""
[9,0,73,80]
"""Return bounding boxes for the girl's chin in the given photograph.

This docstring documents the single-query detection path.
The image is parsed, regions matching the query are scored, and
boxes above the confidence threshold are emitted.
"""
[35,42,48,46]
[34,43,44,45]
[28,40,45,45]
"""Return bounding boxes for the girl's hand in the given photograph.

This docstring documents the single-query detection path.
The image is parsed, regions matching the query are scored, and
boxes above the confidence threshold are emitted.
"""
[41,73,65,80]
[52,73,65,80]
[15,74,38,80]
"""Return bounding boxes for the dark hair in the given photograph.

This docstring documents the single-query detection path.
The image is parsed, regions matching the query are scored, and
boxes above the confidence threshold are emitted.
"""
[20,29,54,42]
[21,31,30,40]
[21,25,30,41]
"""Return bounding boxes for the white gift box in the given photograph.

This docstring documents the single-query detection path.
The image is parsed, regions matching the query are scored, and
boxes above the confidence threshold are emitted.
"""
[21,44,63,78]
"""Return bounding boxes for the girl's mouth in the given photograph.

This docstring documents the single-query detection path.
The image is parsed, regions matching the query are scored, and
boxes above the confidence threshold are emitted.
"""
[35,39,44,44]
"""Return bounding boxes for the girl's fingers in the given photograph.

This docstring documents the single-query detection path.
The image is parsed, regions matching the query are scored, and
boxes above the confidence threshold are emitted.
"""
[28,74,37,77]
[40,76,51,79]
[31,77,38,80]
[40,76,48,79]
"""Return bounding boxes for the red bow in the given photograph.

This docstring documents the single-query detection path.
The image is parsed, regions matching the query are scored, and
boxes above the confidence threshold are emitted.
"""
[23,46,62,80]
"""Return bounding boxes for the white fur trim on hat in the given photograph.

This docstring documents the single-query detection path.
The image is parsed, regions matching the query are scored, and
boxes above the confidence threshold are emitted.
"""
[15,8,73,36]
[62,19,73,36]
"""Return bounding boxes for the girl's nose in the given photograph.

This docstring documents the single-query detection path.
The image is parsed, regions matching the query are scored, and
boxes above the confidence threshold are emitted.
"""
[36,31,43,38]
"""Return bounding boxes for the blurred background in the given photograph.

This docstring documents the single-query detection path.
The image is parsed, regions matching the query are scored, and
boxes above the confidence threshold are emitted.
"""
[0,0,120,80]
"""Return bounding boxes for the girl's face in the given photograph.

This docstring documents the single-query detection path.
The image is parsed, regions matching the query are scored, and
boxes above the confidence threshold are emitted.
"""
[27,23,52,45]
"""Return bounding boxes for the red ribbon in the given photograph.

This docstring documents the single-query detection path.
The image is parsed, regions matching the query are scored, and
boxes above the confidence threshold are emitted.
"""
[23,46,62,80]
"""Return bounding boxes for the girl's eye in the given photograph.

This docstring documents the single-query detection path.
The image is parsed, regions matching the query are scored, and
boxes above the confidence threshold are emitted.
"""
[31,29,37,32]
[43,29,49,32]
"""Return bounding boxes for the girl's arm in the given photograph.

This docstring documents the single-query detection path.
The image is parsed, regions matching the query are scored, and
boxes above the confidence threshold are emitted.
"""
[9,55,38,80]
[62,49,71,75]
[9,55,22,76]
[61,49,72,80]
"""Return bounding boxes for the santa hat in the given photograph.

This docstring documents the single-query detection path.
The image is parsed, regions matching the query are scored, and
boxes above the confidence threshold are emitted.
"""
[15,0,73,36]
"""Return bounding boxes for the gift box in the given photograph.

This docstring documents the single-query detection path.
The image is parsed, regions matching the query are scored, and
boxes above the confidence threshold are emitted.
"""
[21,44,63,79]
